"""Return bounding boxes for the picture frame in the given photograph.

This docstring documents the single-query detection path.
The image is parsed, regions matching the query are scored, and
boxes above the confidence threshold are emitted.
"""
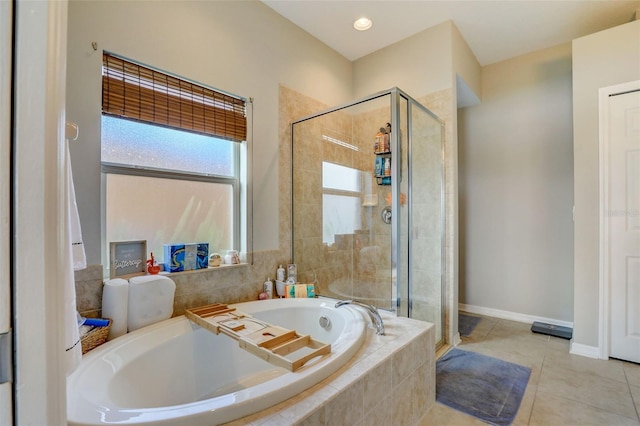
[109,240,147,278]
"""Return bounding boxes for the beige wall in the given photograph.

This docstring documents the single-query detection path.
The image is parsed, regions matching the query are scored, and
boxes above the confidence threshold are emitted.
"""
[353,21,453,99]
[458,42,574,322]
[572,20,640,348]
[452,23,481,100]
[66,0,353,264]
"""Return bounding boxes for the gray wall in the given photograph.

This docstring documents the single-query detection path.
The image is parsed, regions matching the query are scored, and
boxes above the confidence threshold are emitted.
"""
[458,42,574,322]
[572,20,640,348]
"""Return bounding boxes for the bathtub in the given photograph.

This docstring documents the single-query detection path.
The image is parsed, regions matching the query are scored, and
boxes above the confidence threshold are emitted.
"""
[67,298,366,425]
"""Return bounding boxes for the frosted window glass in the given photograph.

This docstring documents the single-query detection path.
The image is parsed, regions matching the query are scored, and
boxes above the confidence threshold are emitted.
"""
[323,162,361,192]
[323,194,362,245]
[102,116,233,176]
[106,174,233,262]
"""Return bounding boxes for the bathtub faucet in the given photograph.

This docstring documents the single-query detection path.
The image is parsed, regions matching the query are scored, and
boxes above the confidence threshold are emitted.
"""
[335,300,385,336]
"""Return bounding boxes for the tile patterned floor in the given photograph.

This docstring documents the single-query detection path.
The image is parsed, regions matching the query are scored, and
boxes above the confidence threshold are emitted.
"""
[420,313,640,426]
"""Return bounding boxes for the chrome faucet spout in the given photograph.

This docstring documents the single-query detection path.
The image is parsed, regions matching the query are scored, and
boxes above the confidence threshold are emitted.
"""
[335,300,385,335]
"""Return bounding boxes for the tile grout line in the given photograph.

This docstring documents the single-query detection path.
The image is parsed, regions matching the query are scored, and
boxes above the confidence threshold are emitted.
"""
[623,366,640,422]
[537,335,640,423]
[458,315,640,425]
[521,334,552,426]
[536,353,639,423]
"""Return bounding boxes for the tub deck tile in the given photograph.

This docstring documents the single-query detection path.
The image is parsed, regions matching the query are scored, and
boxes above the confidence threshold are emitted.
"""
[225,315,435,426]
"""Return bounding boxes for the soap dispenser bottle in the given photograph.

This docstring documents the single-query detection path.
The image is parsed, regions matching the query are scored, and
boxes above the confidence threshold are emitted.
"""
[264,277,273,299]
[276,264,285,282]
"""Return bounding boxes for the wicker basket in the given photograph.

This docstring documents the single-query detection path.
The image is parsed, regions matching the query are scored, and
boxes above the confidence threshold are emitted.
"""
[80,319,112,354]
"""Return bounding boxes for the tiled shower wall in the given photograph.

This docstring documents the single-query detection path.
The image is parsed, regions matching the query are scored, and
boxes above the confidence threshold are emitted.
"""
[290,106,355,297]
[417,89,454,344]
[291,97,398,308]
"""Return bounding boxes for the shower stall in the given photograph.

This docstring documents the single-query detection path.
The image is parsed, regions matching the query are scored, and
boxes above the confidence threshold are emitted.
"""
[291,87,445,345]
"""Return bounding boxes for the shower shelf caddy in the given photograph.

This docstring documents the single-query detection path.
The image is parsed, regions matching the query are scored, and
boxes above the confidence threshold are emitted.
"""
[185,303,331,372]
[374,149,392,186]
[374,129,392,185]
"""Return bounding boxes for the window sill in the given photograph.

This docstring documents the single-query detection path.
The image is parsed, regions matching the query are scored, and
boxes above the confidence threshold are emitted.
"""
[104,262,250,280]
[106,262,250,281]
[158,262,249,277]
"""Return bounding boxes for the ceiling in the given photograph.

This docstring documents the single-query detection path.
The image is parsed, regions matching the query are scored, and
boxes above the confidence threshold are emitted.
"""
[262,0,640,65]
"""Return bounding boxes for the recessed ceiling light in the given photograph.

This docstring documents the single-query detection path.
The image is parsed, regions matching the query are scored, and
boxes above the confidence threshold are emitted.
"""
[353,17,373,31]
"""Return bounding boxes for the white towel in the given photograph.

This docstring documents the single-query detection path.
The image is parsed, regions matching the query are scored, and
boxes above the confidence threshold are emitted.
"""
[64,139,85,375]
[68,145,86,271]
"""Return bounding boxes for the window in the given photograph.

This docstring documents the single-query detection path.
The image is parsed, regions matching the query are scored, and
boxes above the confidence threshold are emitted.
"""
[101,52,247,269]
[322,162,364,245]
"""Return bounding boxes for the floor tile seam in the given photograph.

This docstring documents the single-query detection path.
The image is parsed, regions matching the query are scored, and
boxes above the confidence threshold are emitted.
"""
[539,335,551,364]
[535,387,639,421]
[483,319,499,337]
[624,368,640,421]
[540,364,630,386]
[519,382,538,426]
[432,402,488,425]
[540,339,587,379]
[539,362,635,389]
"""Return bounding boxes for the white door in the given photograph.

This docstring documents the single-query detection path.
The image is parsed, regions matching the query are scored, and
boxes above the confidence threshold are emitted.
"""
[0,0,13,423]
[606,83,640,363]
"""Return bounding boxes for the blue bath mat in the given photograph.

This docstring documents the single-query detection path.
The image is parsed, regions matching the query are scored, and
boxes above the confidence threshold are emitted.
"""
[459,313,481,336]
[436,348,531,426]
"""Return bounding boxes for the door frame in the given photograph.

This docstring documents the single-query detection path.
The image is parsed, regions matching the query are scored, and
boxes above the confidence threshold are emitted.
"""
[1,0,13,424]
[13,0,69,423]
[598,79,640,360]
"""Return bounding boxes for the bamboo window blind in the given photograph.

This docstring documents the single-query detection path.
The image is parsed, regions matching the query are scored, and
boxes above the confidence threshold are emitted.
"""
[102,52,247,142]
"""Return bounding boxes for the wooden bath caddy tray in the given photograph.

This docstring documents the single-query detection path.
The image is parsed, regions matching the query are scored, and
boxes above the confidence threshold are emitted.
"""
[185,303,331,372]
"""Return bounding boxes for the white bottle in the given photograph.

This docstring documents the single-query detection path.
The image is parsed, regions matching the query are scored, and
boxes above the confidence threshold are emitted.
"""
[264,277,273,299]
[276,264,285,282]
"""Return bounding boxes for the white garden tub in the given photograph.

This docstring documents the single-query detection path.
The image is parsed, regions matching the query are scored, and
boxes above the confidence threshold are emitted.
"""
[67,298,366,425]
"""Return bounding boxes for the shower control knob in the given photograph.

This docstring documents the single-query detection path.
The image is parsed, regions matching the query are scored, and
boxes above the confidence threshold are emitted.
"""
[381,206,392,224]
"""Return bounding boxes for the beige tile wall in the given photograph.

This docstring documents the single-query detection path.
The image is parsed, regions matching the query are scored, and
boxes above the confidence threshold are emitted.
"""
[74,249,289,317]
[406,97,446,343]
[290,93,401,310]
[224,311,436,426]
[418,89,454,345]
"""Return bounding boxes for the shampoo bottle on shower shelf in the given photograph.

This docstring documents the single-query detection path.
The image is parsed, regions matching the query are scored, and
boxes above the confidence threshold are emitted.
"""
[264,277,273,299]
[277,264,285,282]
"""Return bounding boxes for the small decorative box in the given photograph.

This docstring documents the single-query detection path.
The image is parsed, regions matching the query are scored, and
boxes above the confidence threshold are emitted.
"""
[164,244,185,272]
[197,243,209,269]
[183,243,197,270]
[164,243,209,272]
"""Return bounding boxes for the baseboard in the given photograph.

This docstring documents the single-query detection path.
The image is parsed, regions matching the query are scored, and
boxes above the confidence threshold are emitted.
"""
[569,342,601,359]
[458,303,604,359]
[458,303,574,329]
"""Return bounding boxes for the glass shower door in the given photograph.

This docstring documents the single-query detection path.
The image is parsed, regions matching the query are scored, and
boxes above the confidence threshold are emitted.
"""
[291,89,445,345]
[291,94,395,311]
[407,100,444,344]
